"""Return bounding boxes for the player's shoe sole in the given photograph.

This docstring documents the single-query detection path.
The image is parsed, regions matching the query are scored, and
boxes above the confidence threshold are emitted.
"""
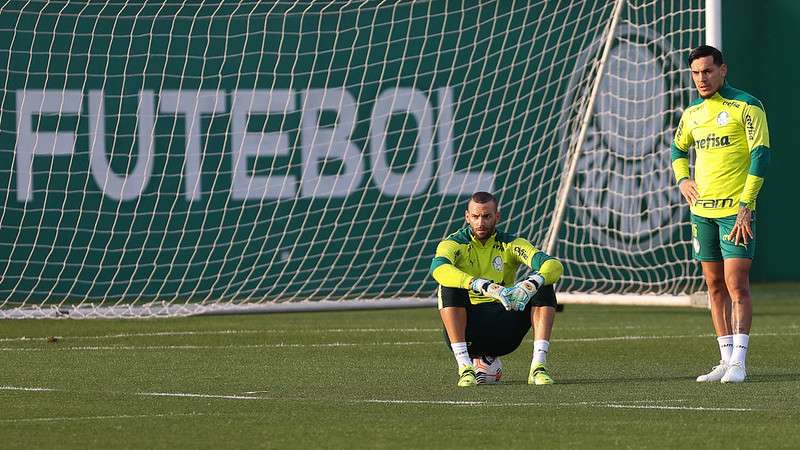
[696,361,728,382]
[721,363,746,383]
[528,364,554,385]
[457,364,477,387]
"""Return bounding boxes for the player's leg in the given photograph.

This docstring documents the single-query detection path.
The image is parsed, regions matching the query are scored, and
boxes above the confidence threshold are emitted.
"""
[721,258,751,383]
[725,259,752,333]
[463,302,515,384]
[718,214,756,383]
[460,302,531,383]
[437,286,476,387]
[702,262,732,335]
[693,215,734,382]
[527,285,557,385]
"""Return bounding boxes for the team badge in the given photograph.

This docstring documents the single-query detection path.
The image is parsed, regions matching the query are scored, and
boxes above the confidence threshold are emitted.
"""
[692,238,700,254]
[716,111,730,126]
[492,256,503,271]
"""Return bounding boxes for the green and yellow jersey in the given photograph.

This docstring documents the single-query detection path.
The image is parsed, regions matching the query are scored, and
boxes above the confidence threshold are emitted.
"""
[429,226,563,305]
[671,82,771,218]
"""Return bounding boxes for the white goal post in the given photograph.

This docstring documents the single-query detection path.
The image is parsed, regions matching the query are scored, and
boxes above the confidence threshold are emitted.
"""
[0,1,712,318]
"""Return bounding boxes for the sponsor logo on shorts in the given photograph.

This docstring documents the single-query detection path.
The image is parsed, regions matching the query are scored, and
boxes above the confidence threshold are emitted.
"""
[492,256,503,271]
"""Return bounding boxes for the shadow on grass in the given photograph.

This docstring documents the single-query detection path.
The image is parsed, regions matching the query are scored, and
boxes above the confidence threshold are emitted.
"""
[495,373,800,385]
[498,375,697,385]
[744,373,800,383]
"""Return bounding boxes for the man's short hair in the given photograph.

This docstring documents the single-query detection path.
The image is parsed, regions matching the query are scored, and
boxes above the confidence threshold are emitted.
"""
[689,45,724,66]
[469,192,498,208]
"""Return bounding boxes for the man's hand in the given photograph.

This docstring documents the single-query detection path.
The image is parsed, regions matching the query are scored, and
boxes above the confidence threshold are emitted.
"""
[503,286,530,311]
[728,205,753,246]
[470,278,513,310]
[678,179,699,206]
[508,273,545,311]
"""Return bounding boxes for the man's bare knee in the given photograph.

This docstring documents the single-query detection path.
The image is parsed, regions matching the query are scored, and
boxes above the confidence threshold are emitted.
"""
[726,283,751,303]
[724,275,750,303]
[705,277,728,302]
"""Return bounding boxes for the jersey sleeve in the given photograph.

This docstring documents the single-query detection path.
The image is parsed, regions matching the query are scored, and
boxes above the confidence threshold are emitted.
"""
[509,238,563,285]
[671,112,693,183]
[429,240,472,289]
[739,102,771,208]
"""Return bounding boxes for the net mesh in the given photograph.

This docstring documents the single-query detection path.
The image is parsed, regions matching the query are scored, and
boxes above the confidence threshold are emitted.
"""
[0,1,704,317]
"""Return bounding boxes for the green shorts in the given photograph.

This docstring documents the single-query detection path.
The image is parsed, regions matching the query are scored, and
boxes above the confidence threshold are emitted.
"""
[691,213,756,261]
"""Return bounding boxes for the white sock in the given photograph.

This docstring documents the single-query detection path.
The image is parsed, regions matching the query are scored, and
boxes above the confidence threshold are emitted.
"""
[730,334,749,367]
[717,335,733,363]
[532,340,550,366]
[451,342,472,367]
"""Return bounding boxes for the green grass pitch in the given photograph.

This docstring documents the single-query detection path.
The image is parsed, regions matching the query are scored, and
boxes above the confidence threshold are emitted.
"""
[1,283,799,449]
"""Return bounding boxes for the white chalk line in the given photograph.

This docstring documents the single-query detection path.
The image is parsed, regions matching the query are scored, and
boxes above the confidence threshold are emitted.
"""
[0,328,444,343]
[0,341,438,351]
[0,386,759,413]
[10,322,791,343]
[2,330,799,352]
[0,412,210,424]
[365,399,755,411]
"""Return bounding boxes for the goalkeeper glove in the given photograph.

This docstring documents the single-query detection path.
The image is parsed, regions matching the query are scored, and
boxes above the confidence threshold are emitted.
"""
[470,278,513,311]
[509,273,545,310]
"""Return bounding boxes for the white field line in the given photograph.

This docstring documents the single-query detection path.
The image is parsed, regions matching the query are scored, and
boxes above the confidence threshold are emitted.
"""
[364,399,757,411]
[601,403,755,412]
[2,331,800,352]
[0,386,56,392]
[0,328,444,343]
[136,392,264,400]
[0,386,759,412]
[0,412,209,423]
[11,322,797,343]
[0,341,438,351]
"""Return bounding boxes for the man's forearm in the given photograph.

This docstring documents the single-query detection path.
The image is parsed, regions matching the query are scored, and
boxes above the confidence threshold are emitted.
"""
[431,264,473,290]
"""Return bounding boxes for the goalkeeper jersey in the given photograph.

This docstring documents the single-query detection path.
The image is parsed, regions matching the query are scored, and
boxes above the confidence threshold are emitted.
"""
[429,226,563,305]
[671,82,771,218]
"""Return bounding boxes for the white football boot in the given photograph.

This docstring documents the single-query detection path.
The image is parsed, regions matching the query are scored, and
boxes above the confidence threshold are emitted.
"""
[721,362,746,384]
[696,361,729,382]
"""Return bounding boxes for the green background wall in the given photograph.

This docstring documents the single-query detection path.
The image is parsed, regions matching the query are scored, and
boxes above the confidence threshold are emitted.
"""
[0,1,794,309]
[724,0,799,281]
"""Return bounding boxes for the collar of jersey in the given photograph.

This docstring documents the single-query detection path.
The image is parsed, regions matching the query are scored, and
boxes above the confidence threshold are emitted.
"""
[469,229,497,248]
[706,81,734,102]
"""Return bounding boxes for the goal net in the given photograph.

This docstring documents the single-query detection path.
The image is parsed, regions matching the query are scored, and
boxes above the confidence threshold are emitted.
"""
[0,0,706,318]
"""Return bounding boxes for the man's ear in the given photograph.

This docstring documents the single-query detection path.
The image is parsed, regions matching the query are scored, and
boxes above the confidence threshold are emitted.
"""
[720,63,727,78]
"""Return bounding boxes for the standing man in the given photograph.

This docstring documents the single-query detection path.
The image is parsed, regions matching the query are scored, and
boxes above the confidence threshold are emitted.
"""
[671,45,771,383]
[430,192,563,387]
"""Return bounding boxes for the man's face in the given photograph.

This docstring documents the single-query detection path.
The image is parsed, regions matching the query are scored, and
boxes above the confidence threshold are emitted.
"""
[465,200,499,241]
[690,55,727,98]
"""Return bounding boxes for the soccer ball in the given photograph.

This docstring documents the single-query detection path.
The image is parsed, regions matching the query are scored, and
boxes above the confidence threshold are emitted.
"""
[473,356,502,384]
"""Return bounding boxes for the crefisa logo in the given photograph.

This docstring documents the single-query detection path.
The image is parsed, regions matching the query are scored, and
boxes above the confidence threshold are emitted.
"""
[557,25,692,253]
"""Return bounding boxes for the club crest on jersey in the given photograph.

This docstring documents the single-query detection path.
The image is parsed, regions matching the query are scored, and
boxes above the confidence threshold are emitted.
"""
[492,256,503,271]
[716,111,730,126]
